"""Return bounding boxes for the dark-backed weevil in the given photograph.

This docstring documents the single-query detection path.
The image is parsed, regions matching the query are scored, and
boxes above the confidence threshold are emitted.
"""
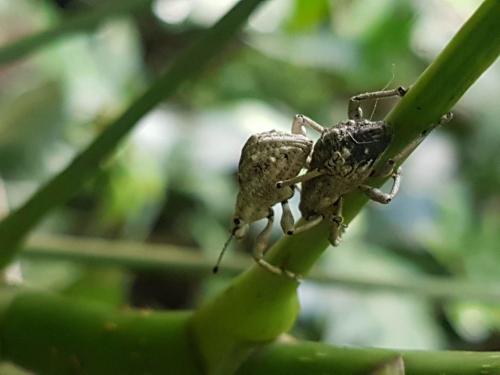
[213,115,323,277]
[278,87,452,248]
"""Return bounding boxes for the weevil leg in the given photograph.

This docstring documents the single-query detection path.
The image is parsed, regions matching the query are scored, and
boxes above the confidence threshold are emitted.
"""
[370,356,405,375]
[254,257,285,278]
[280,200,295,235]
[359,167,402,204]
[305,154,312,168]
[292,215,324,235]
[254,213,280,273]
[348,86,407,120]
[291,200,346,244]
[439,111,454,125]
[432,111,454,129]
[372,111,453,178]
[253,209,302,281]
[372,159,397,179]
[418,111,454,139]
[292,114,325,135]
[276,169,325,189]
[328,196,347,246]
[254,209,274,258]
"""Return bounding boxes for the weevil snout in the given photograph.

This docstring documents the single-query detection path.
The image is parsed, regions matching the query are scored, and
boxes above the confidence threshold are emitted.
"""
[232,218,249,239]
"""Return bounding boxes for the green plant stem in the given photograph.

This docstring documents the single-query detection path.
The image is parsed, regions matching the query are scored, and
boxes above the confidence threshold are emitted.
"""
[190,1,500,373]
[237,341,500,375]
[22,234,249,276]
[0,0,268,268]
[267,0,500,277]
[0,0,153,66]
[0,289,199,375]
[20,234,500,302]
[2,289,500,375]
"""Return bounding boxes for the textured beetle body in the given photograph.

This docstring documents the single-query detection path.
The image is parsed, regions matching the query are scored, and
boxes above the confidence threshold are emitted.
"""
[276,87,410,248]
[212,126,314,278]
[236,130,312,224]
[214,86,451,280]
[300,119,392,220]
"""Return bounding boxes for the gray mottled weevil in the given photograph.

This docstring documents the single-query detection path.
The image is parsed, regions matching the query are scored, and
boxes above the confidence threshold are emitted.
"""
[213,116,323,277]
[214,86,452,280]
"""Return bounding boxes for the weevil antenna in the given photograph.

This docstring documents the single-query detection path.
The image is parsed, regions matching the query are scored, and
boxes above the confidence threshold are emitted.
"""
[369,64,396,121]
[212,232,234,274]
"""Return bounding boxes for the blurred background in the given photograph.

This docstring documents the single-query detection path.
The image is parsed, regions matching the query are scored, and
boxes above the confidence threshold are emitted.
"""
[0,0,499,371]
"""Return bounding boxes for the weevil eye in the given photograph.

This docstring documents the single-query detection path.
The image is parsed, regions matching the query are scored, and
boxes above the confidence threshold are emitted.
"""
[233,218,241,225]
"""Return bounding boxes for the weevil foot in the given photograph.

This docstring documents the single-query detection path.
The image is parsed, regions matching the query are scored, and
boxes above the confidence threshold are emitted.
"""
[283,269,303,283]
[254,257,302,282]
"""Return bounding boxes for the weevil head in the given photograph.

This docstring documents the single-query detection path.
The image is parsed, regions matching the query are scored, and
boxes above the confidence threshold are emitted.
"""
[234,190,270,226]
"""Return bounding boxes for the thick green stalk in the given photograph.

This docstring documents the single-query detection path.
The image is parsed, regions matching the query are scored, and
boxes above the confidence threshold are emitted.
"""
[0,290,199,375]
[2,290,500,374]
[0,0,152,65]
[190,1,500,373]
[0,0,268,268]
[237,341,500,375]
[21,234,500,302]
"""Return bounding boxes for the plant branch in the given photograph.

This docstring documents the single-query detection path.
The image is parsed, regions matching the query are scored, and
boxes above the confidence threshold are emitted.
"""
[0,289,199,375]
[1,289,500,374]
[20,234,500,302]
[237,341,500,375]
[0,0,153,66]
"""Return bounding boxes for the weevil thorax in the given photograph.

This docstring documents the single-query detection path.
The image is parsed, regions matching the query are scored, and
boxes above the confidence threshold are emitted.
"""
[233,129,312,225]
[299,119,392,219]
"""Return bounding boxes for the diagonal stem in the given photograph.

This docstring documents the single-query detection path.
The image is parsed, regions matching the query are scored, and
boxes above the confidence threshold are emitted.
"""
[0,0,153,65]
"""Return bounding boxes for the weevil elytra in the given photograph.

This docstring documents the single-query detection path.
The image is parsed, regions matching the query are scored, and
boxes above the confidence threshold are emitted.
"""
[213,116,322,277]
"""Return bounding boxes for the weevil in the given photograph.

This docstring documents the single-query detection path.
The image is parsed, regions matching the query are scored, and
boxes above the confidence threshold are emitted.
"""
[213,115,323,277]
[214,87,452,281]
[278,87,452,251]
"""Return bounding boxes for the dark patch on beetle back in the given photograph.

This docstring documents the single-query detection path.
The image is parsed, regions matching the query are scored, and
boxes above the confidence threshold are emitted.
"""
[310,120,392,172]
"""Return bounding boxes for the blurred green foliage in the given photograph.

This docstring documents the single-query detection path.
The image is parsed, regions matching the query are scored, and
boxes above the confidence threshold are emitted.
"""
[0,1,498,372]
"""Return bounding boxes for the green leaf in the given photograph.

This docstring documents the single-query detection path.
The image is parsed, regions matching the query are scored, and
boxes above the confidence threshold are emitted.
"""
[285,0,330,32]
[0,0,269,267]
[0,0,152,66]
